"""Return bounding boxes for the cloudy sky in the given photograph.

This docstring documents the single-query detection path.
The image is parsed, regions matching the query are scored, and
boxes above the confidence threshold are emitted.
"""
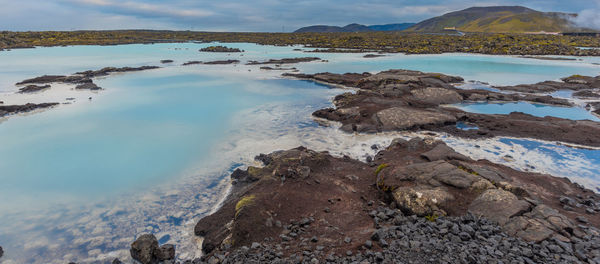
[1,0,599,31]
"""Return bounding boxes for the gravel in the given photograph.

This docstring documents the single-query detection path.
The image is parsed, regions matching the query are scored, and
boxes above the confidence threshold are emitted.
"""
[174,207,600,264]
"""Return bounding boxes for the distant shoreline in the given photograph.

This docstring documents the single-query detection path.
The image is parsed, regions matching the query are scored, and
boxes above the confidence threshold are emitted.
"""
[2,30,600,56]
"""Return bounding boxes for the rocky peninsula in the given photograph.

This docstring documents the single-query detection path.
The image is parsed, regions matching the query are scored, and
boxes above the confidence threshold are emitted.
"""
[116,69,600,264]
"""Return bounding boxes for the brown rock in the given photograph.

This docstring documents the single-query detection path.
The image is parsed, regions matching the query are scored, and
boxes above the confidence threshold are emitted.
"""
[374,107,456,131]
[420,144,470,162]
[393,186,455,216]
[410,87,463,105]
[468,189,530,225]
[130,234,159,264]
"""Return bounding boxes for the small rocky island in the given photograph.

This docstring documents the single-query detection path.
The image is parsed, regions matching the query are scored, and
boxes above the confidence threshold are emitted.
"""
[199,46,243,53]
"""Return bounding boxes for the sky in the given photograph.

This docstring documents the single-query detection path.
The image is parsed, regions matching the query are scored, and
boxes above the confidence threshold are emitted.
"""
[0,0,599,32]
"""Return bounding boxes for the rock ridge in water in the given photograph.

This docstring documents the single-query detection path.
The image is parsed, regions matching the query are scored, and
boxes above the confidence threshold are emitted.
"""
[0,102,59,118]
[199,46,243,53]
[15,66,160,91]
[286,69,600,146]
[247,57,322,65]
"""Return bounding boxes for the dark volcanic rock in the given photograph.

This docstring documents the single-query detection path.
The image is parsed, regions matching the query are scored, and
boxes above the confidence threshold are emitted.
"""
[189,139,600,263]
[293,69,600,146]
[182,61,203,66]
[16,66,159,88]
[199,46,243,53]
[16,75,67,85]
[75,82,101,90]
[468,189,531,225]
[160,60,174,64]
[194,138,599,261]
[374,106,457,131]
[75,66,159,78]
[496,74,600,93]
[18,84,50,93]
[131,234,159,264]
[0,246,3,259]
[573,90,600,98]
[203,60,240,65]
[0,103,59,117]
[130,234,175,264]
[363,54,385,58]
[247,57,321,65]
[442,111,600,147]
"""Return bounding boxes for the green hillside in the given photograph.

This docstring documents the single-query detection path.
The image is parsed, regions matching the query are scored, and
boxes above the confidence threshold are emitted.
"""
[407,6,580,33]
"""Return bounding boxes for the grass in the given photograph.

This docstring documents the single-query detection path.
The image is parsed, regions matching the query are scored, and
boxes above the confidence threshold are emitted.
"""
[235,195,256,218]
[425,214,439,222]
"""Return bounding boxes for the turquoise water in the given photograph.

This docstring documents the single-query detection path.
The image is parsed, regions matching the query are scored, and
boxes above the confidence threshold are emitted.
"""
[1,43,600,263]
[454,101,600,121]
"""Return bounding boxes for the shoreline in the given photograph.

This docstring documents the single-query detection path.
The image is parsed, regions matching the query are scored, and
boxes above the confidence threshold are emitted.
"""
[3,31,600,56]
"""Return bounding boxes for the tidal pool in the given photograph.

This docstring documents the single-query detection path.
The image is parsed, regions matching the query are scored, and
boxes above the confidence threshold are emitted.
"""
[453,101,600,121]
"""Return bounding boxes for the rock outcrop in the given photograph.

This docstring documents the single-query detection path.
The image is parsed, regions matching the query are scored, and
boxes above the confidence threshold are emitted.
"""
[247,57,321,65]
[192,138,599,263]
[17,84,51,93]
[199,46,243,53]
[291,69,600,146]
[0,103,59,118]
[496,74,600,93]
[14,66,159,93]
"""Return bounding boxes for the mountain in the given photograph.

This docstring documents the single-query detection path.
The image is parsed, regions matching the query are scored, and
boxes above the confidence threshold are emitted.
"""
[406,6,579,33]
[294,23,415,33]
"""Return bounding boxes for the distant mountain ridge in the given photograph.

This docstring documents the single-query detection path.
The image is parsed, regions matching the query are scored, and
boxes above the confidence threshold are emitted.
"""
[406,6,580,33]
[294,23,415,33]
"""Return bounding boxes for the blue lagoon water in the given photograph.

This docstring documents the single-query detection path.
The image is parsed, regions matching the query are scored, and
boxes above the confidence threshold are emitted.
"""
[1,42,600,263]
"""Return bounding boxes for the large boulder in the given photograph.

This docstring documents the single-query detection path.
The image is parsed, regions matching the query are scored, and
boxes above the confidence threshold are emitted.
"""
[410,87,463,105]
[393,186,455,216]
[131,234,159,264]
[130,234,176,264]
[504,205,575,242]
[468,189,530,225]
[374,107,456,131]
[382,160,479,189]
[0,245,3,259]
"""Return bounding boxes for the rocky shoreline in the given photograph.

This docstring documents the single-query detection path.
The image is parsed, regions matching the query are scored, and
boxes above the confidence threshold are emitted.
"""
[170,137,599,264]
